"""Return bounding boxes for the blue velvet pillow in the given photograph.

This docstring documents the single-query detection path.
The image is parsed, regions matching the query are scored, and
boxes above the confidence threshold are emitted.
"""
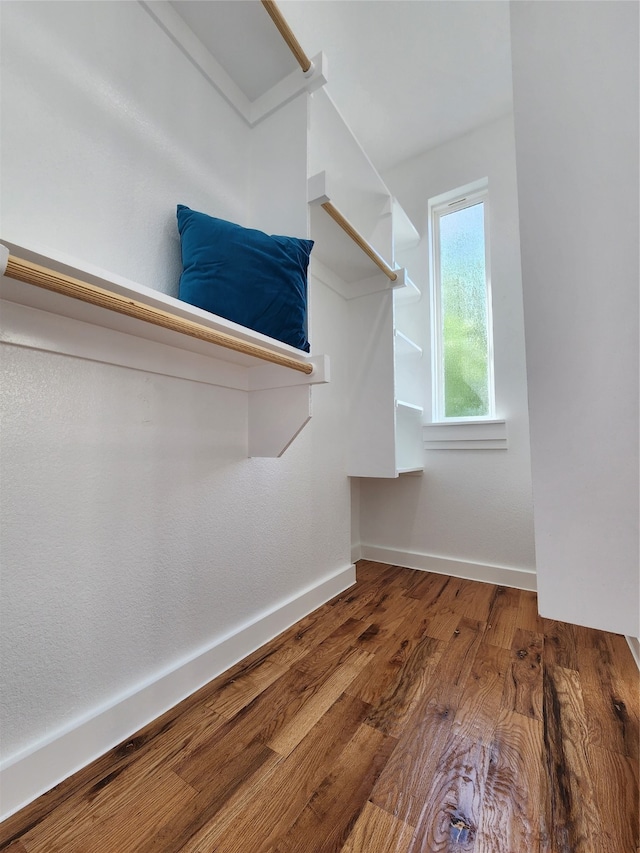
[177,205,313,352]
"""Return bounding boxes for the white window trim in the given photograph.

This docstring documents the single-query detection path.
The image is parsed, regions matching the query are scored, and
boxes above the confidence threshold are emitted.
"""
[423,418,507,450]
[428,178,497,429]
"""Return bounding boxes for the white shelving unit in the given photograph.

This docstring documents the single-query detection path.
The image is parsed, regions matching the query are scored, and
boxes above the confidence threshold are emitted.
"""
[137,6,427,476]
[345,266,424,478]
[393,277,424,475]
[391,199,424,475]
[305,91,425,478]
[75,3,427,475]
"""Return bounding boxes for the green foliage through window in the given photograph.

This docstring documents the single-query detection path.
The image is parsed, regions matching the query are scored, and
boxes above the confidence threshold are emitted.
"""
[437,200,491,418]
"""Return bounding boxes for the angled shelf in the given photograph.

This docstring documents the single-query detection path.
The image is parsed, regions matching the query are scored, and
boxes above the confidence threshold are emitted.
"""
[396,400,424,413]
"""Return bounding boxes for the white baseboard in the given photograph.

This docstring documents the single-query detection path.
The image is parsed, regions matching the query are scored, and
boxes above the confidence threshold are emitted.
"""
[360,545,537,591]
[0,563,355,822]
[626,636,640,670]
[351,542,363,563]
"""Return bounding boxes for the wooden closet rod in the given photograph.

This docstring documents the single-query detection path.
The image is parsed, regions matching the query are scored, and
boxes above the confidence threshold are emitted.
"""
[1,253,314,375]
[321,202,398,282]
[261,0,312,73]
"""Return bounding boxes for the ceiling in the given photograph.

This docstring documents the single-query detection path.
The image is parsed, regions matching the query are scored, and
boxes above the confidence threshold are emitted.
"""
[171,1,514,174]
[280,1,514,172]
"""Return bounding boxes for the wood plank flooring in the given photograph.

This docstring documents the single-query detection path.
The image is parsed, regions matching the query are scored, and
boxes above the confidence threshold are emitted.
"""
[1,561,638,852]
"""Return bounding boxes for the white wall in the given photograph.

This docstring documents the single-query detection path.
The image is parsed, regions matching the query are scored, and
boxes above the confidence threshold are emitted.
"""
[358,116,536,584]
[0,1,251,295]
[0,1,352,816]
[510,0,639,636]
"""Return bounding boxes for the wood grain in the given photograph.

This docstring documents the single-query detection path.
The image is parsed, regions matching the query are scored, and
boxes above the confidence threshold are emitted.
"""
[271,723,397,852]
[483,585,520,649]
[0,702,226,850]
[176,694,372,853]
[20,766,196,853]
[541,664,603,852]
[370,618,485,826]
[459,580,499,624]
[362,634,444,737]
[2,562,637,853]
[517,589,545,634]
[576,626,639,760]
[340,801,414,853]
[452,642,509,744]
[290,617,368,681]
[346,609,444,733]
[502,627,544,720]
[403,571,451,606]
[207,658,289,719]
[477,709,545,853]
[586,744,639,853]
[543,619,578,670]
[267,649,372,756]
[407,734,492,852]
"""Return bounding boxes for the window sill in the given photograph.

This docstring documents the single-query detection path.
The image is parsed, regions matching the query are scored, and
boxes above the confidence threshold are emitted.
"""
[423,419,507,450]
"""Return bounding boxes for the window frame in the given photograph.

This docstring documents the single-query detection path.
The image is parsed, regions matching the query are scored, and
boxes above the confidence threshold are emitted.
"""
[428,179,496,423]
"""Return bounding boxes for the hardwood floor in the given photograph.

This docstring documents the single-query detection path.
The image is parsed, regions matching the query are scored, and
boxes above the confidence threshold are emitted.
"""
[1,561,638,852]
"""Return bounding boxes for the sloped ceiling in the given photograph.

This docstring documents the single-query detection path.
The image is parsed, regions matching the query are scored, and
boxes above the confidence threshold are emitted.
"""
[280,0,514,172]
[170,0,514,173]
[170,0,299,100]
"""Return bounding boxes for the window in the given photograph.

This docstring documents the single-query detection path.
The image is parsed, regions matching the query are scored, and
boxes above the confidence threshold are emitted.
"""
[429,180,495,421]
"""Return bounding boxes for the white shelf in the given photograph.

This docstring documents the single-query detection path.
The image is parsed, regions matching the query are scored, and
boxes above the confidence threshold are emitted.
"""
[395,329,422,357]
[1,240,329,458]
[0,240,320,373]
[396,400,424,413]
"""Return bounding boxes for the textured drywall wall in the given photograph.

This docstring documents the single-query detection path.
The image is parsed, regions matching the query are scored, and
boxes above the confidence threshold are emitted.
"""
[511,0,639,635]
[359,116,536,574]
[0,1,351,765]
